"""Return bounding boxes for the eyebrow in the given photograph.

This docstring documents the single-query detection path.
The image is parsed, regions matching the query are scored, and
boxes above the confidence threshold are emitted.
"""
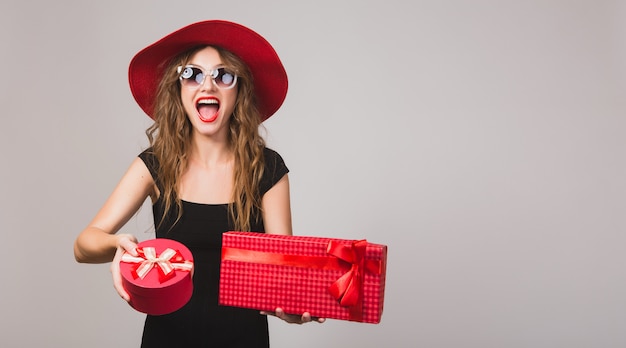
[185,63,227,71]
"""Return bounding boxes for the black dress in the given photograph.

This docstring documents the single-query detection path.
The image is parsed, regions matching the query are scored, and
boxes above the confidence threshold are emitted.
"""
[137,147,289,348]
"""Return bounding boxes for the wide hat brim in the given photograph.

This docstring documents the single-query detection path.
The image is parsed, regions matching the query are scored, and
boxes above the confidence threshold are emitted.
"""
[128,20,288,121]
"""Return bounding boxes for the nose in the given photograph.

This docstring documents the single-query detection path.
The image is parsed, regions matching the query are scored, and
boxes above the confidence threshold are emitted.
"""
[199,74,216,92]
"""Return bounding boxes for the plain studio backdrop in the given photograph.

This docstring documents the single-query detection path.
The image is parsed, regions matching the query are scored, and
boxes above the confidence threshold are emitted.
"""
[1,1,624,347]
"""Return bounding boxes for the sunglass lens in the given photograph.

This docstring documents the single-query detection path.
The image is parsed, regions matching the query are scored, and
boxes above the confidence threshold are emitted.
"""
[180,67,204,87]
[216,68,236,88]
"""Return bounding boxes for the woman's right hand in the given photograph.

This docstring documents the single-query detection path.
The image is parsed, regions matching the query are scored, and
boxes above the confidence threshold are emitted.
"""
[110,233,138,302]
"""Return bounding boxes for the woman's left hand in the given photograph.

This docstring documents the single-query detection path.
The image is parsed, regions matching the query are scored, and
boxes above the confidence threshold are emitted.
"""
[261,308,326,324]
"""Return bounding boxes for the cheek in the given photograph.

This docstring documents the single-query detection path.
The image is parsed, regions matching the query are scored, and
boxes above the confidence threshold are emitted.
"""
[225,91,238,113]
[180,91,196,115]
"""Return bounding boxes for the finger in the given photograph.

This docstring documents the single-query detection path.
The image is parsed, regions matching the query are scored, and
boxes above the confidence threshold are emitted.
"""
[111,247,131,302]
[113,280,131,302]
[274,308,299,324]
[118,235,138,256]
[111,269,131,302]
[274,308,285,319]
[301,312,312,323]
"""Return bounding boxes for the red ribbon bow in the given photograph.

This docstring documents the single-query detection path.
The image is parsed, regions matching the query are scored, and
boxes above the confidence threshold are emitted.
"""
[327,240,368,307]
[121,247,193,283]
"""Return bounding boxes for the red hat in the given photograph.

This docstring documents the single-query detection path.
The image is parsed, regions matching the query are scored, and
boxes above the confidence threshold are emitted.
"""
[128,20,288,121]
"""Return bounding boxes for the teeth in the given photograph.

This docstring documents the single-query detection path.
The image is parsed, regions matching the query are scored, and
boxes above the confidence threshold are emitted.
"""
[197,99,219,105]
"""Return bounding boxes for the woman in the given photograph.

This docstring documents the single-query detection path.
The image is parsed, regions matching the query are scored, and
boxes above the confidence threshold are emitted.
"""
[74,20,321,347]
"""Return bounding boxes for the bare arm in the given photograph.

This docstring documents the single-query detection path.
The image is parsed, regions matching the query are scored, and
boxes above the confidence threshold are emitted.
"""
[74,157,155,263]
[261,174,293,236]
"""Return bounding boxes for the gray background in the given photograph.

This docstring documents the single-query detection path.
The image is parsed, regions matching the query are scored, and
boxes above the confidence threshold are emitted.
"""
[1,1,625,347]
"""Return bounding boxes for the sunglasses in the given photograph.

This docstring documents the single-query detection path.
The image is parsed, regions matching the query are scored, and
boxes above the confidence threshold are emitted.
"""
[177,64,238,90]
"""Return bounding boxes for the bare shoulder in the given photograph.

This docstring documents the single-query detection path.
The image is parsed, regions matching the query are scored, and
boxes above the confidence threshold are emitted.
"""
[125,156,157,201]
[262,174,292,236]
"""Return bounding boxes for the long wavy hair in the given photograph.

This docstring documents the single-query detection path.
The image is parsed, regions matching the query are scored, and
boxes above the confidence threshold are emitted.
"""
[145,45,266,232]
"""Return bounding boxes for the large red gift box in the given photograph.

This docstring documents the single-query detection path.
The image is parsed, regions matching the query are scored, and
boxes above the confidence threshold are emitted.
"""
[219,232,387,323]
[120,238,194,315]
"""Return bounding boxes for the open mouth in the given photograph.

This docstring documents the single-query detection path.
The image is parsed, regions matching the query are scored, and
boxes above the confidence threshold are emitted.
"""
[196,97,220,123]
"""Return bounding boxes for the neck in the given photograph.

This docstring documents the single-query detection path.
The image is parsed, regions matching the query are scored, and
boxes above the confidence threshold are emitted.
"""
[189,133,233,168]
